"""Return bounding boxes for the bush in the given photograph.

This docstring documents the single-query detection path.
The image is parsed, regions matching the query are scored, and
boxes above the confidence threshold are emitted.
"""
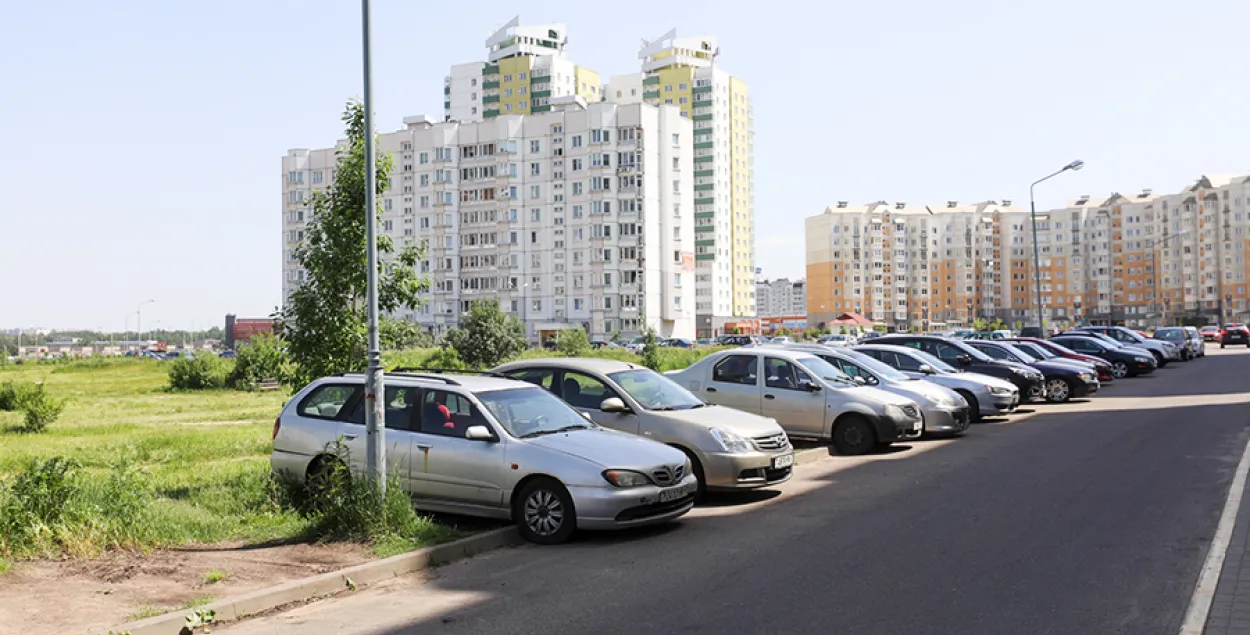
[380,317,436,350]
[444,301,528,368]
[0,381,36,411]
[556,328,590,357]
[640,329,661,371]
[227,334,292,390]
[168,353,230,390]
[421,347,466,370]
[18,384,67,433]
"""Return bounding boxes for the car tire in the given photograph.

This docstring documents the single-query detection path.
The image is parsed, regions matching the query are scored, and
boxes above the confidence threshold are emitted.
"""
[1221,343,1226,349]
[1044,378,1072,403]
[515,478,577,545]
[305,455,348,501]
[675,447,708,502]
[831,415,877,456]
[1153,352,1168,367]
[1111,361,1129,379]
[955,389,983,422]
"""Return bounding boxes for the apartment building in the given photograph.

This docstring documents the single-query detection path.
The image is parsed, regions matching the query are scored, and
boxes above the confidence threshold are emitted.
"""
[444,17,601,122]
[755,278,806,318]
[604,29,756,337]
[805,174,1250,330]
[282,100,696,341]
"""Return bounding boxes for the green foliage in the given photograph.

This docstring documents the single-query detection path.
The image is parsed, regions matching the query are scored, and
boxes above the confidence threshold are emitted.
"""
[0,380,36,411]
[990,319,1008,331]
[227,334,292,390]
[277,99,429,386]
[18,383,67,433]
[640,329,661,371]
[556,328,591,357]
[202,568,229,584]
[971,318,989,331]
[168,353,230,390]
[444,301,528,368]
[380,317,435,350]
[422,347,466,370]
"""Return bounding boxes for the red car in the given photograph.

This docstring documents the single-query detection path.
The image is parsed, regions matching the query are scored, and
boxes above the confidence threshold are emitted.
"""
[1003,337,1115,382]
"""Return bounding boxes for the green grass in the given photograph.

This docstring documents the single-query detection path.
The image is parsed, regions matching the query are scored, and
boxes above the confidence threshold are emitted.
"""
[0,359,457,560]
[201,569,229,584]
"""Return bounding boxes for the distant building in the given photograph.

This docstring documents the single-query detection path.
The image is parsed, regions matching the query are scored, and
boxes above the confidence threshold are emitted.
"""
[755,278,806,318]
[225,315,275,350]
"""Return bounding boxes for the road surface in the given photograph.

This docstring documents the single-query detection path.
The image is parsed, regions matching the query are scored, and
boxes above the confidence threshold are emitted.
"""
[223,348,1250,635]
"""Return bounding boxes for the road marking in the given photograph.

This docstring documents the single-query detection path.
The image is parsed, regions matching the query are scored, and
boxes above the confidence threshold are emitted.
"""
[1179,435,1250,634]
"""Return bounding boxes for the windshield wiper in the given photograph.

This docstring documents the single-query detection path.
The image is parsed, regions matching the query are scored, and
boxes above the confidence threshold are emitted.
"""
[520,424,592,438]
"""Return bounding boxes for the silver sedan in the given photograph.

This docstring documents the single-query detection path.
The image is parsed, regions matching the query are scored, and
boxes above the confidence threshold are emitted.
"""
[853,344,1021,421]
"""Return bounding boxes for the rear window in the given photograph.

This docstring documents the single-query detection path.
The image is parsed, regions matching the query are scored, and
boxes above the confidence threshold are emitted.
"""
[298,384,360,419]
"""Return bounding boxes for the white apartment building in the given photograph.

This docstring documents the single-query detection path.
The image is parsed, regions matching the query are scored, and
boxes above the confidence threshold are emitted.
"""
[444,17,601,123]
[604,29,755,337]
[282,100,696,341]
[755,278,806,318]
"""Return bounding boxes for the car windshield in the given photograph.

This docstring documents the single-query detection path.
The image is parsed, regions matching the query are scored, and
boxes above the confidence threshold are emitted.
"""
[839,349,911,381]
[950,340,996,362]
[476,386,596,439]
[607,369,706,411]
[1000,343,1038,363]
[1016,342,1056,360]
[1154,328,1185,341]
[796,357,856,384]
[1062,337,1108,352]
[908,349,958,373]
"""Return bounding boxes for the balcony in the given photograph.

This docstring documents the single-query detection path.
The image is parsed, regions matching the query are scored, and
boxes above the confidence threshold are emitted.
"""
[482,80,499,90]
[692,85,712,95]
[694,155,714,164]
[531,104,551,113]
[694,169,714,178]
[695,197,714,206]
[531,90,552,99]
[694,183,715,192]
[483,94,500,104]
[692,113,714,122]
[643,90,660,100]
[483,63,499,75]
[694,141,714,150]
[695,239,715,247]
[643,75,660,86]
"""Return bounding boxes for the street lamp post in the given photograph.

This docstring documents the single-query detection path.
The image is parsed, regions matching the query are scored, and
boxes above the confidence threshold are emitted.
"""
[1029,160,1084,334]
[360,0,386,493]
[136,299,155,350]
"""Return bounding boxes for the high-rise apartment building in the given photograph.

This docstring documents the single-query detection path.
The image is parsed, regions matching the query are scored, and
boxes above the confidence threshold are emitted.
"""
[805,174,1250,330]
[604,29,755,337]
[444,17,601,123]
[282,99,696,341]
[755,278,806,318]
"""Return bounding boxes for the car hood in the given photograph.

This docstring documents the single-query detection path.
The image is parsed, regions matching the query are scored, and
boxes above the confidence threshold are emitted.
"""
[1131,339,1169,351]
[937,370,1017,392]
[883,378,962,407]
[1043,358,1098,372]
[653,405,784,437]
[847,384,916,407]
[1032,360,1087,375]
[526,428,686,469]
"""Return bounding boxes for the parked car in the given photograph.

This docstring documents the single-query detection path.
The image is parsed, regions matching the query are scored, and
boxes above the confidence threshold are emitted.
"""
[961,340,1098,403]
[768,336,795,345]
[782,345,972,437]
[1055,330,1156,362]
[218,349,238,359]
[1049,335,1156,378]
[1200,325,1221,341]
[1002,338,1114,382]
[665,348,924,455]
[858,331,884,341]
[271,371,697,545]
[1152,326,1199,360]
[817,334,855,347]
[660,338,695,349]
[852,344,1020,421]
[716,335,759,347]
[696,339,714,347]
[1070,326,1180,366]
[492,359,794,498]
[871,334,1047,402]
[1183,327,1206,358]
[1221,323,1250,348]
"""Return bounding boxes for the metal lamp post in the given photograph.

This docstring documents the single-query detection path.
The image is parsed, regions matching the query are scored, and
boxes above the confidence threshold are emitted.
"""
[361,0,386,493]
[136,299,155,350]
[1029,160,1084,334]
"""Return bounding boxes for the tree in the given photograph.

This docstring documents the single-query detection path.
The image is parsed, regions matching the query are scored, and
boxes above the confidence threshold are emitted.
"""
[640,328,661,371]
[991,319,1009,331]
[972,318,989,332]
[276,100,428,385]
[444,301,527,368]
[227,333,293,390]
[380,316,435,350]
[556,328,590,357]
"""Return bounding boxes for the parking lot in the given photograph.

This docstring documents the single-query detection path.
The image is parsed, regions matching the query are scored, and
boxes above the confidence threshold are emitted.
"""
[220,347,1250,635]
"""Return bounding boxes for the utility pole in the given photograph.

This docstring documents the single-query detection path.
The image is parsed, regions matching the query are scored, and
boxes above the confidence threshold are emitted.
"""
[361,0,386,494]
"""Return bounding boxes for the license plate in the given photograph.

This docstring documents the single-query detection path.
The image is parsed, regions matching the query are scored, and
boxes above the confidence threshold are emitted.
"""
[658,482,694,503]
[772,453,794,469]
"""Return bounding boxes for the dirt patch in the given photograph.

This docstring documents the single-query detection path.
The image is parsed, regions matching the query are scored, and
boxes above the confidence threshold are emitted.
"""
[0,542,370,635]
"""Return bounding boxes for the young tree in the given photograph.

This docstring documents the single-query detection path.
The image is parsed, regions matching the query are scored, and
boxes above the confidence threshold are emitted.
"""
[276,100,428,385]
[556,327,590,357]
[444,301,528,368]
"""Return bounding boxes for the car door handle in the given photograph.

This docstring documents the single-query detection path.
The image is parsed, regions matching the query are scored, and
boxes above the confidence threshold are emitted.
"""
[706,387,717,393]
[416,444,432,451]
[764,394,776,399]
[343,434,359,440]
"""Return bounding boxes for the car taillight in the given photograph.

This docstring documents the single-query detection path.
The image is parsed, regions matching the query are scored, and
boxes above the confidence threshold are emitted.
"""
[272,417,281,440]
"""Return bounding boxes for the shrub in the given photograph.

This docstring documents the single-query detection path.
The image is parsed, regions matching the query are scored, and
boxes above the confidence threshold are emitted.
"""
[168,353,230,390]
[227,334,292,390]
[421,347,466,370]
[17,383,67,433]
[640,329,661,371]
[556,328,590,357]
[0,381,36,411]
[444,301,528,368]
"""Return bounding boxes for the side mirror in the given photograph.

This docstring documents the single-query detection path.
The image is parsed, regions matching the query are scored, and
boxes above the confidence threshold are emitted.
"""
[918,364,935,375]
[801,380,822,392]
[465,425,495,441]
[956,354,973,366]
[853,376,867,386]
[600,397,630,413]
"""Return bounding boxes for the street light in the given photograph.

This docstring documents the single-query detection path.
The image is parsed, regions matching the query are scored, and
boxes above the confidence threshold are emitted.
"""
[360,0,386,493]
[1030,160,1084,334]
[1146,230,1185,328]
[136,299,155,350]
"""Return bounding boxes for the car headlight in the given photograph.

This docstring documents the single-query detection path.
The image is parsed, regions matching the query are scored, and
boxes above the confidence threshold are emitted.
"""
[1079,373,1093,381]
[987,385,1012,395]
[1135,356,1152,363]
[602,469,651,488]
[709,427,753,454]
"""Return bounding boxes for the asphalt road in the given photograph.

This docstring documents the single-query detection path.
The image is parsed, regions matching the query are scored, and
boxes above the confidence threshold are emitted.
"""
[224,347,1250,635]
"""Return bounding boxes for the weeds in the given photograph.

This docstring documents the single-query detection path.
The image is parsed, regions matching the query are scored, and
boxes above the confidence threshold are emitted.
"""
[167,354,231,390]
[0,380,36,411]
[201,568,229,584]
[18,383,68,432]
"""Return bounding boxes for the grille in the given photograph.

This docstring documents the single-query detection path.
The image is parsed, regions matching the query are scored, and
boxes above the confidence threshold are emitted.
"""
[901,405,920,419]
[650,464,684,487]
[752,433,792,452]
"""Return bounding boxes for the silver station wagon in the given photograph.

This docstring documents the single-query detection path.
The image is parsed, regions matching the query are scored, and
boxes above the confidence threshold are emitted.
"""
[271,371,697,545]
[493,358,794,498]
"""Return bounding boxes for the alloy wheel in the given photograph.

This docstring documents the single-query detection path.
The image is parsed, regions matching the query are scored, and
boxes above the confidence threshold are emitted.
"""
[1045,379,1070,403]
[523,489,565,537]
[1112,361,1129,379]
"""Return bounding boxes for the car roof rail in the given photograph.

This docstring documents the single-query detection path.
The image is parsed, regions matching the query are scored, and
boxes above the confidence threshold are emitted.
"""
[391,367,512,380]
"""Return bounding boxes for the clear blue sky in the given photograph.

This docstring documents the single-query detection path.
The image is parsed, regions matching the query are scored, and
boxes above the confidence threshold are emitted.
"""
[2,0,1247,331]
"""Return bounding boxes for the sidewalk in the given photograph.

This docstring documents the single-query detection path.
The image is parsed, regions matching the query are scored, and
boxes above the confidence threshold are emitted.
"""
[1204,467,1250,635]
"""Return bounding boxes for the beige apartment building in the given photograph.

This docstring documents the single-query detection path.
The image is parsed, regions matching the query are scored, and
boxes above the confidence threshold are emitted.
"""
[806,174,1250,330]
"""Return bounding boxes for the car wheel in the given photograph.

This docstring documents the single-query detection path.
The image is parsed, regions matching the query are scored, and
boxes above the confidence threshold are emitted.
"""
[1153,352,1168,367]
[675,447,707,502]
[515,478,577,545]
[305,455,348,501]
[1221,343,1226,349]
[1045,378,1071,403]
[831,415,877,456]
[1111,361,1129,379]
[955,389,983,422]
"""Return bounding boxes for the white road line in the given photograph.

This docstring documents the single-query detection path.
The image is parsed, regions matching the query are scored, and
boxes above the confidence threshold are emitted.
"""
[1179,435,1250,634]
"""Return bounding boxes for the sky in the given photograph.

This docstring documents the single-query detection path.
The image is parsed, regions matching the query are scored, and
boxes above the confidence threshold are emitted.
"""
[2,0,1248,331]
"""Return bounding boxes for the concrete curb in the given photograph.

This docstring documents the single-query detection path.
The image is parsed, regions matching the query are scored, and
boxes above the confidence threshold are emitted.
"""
[795,446,831,466]
[97,526,522,635]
